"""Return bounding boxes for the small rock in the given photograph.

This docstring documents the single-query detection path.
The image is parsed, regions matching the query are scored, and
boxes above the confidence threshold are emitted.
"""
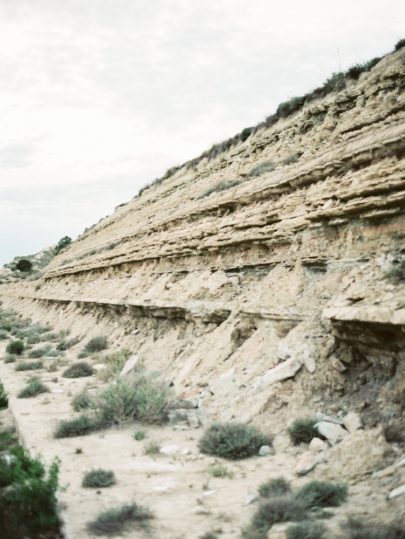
[314,412,344,425]
[387,484,405,500]
[309,437,328,453]
[201,490,216,497]
[244,494,258,505]
[315,421,348,445]
[343,412,362,433]
[395,457,405,468]
[295,452,323,476]
[160,444,179,456]
[120,354,139,376]
[258,445,274,457]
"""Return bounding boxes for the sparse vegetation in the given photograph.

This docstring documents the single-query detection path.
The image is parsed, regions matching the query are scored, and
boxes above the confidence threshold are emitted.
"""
[15,360,43,371]
[199,422,272,460]
[342,517,405,539]
[197,179,241,199]
[97,348,131,382]
[0,329,8,340]
[97,374,171,426]
[28,345,51,358]
[72,389,94,412]
[84,336,108,354]
[287,521,327,539]
[82,469,116,488]
[6,340,24,356]
[0,428,18,451]
[395,38,405,51]
[0,445,60,538]
[258,478,291,498]
[0,383,8,409]
[295,481,347,509]
[86,503,153,536]
[63,361,95,378]
[4,354,16,364]
[144,440,160,456]
[208,463,233,478]
[54,414,103,438]
[15,259,32,272]
[248,161,275,177]
[18,377,49,398]
[133,429,146,441]
[288,418,320,445]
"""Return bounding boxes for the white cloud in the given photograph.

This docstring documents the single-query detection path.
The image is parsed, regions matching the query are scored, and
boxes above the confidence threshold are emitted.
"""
[0,0,404,264]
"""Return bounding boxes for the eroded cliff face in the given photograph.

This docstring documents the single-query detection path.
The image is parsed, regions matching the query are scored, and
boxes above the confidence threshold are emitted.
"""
[2,48,405,427]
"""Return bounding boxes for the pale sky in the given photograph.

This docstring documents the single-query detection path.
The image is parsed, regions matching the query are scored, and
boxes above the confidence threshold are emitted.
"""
[0,0,404,265]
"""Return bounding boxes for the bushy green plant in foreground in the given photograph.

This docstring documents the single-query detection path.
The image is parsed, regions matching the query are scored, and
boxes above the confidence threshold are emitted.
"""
[258,478,291,498]
[54,414,103,438]
[63,361,95,378]
[342,517,405,539]
[84,336,108,354]
[0,446,60,538]
[0,383,8,409]
[72,389,94,411]
[18,378,49,399]
[295,481,347,509]
[199,422,272,460]
[286,521,326,539]
[86,503,153,536]
[15,360,43,371]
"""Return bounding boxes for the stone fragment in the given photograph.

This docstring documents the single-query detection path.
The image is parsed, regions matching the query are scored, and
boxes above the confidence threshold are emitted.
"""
[254,357,303,389]
[244,494,258,505]
[387,484,405,500]
[295,452,324,476]
[160,444,179,456]
[315,421,348,445]
[343,412,362,433]
[120,354,139,377]
[309,437,328,453]
[258,445,274,457]
[314,412,344,425]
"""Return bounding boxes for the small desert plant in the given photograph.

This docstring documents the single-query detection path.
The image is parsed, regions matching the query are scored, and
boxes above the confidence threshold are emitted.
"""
[208,463,233,478]
[258,478,291,498]
[198,179,241,199]
[4,354,16,364]
[0,383,8,409]
[15,360,43,371]
[72,389,94,412]
[0,329,8,340]
[97,348,131,382]
[395,38,405,51]
[144,440,160,456]
[286,521,327,539]
[28,345,51,359]
[0,428,18,451]
[288,418,320,445]
[86,503,153,535]
[243,496,307,539]
[82,469,116,488]
[84,336,108,354]
[295,481,347,509]
[54,414,103,438]
[342,517,405,539]
[248,161,275,177]
[57,336,79,351]
[199,422,272,460]
[282,153,300,165]
[97,374,171,426]
[18,378,49,398]
[6,340,24,356]
[63,361,94,378]
[133,429,146,441]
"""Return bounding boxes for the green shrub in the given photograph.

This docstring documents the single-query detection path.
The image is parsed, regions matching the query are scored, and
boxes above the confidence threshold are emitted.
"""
[28,345,51,359]
[84,336,108,354]
[144,440,160,456]
[0,329,8,340]
[82,469,116,488]
[97,374,171,426]
[198,179,241,199]
[133,429,146,441]
[97,349,131,381]
[16,259,32,272]
[55,236,72,254]
[296,481,347,509]
[0,446,60,537]
[86,503,153,535]
[18,378,49,398]
[342,517,405,539]
[57,336,79,351]
[6,340,24,356]
[199,422,272,460]
[72,390,94,412]
[54,414,103,438]
[208,463,233,478]
[0,428,18,451]
[63,361,95,378]
[4,354,16,364]
[248,161,275,177]
[15,361,43,371]
[243,496,307,539]
[287,521,327,539]
[288,418,320,445]
[258,478,291,498]
[0,383,8,409]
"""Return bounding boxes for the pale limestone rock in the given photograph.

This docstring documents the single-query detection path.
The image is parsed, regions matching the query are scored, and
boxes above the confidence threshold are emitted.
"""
[387,484,405,500]
[295,452,324,476]
[343,411,362,432]
[309,437,328,453]
[258,445,274,457]
[160,444,179,456]
[315,421,348,445]
[120,354,139,376]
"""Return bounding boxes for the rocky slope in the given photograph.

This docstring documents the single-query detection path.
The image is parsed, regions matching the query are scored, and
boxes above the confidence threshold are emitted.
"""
[1,45,404,537]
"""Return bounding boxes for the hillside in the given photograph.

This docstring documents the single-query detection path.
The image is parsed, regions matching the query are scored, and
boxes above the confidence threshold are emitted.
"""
[0,44,404,539]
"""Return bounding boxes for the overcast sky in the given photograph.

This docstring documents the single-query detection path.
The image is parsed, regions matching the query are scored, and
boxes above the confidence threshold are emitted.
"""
[0,0,404,265]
